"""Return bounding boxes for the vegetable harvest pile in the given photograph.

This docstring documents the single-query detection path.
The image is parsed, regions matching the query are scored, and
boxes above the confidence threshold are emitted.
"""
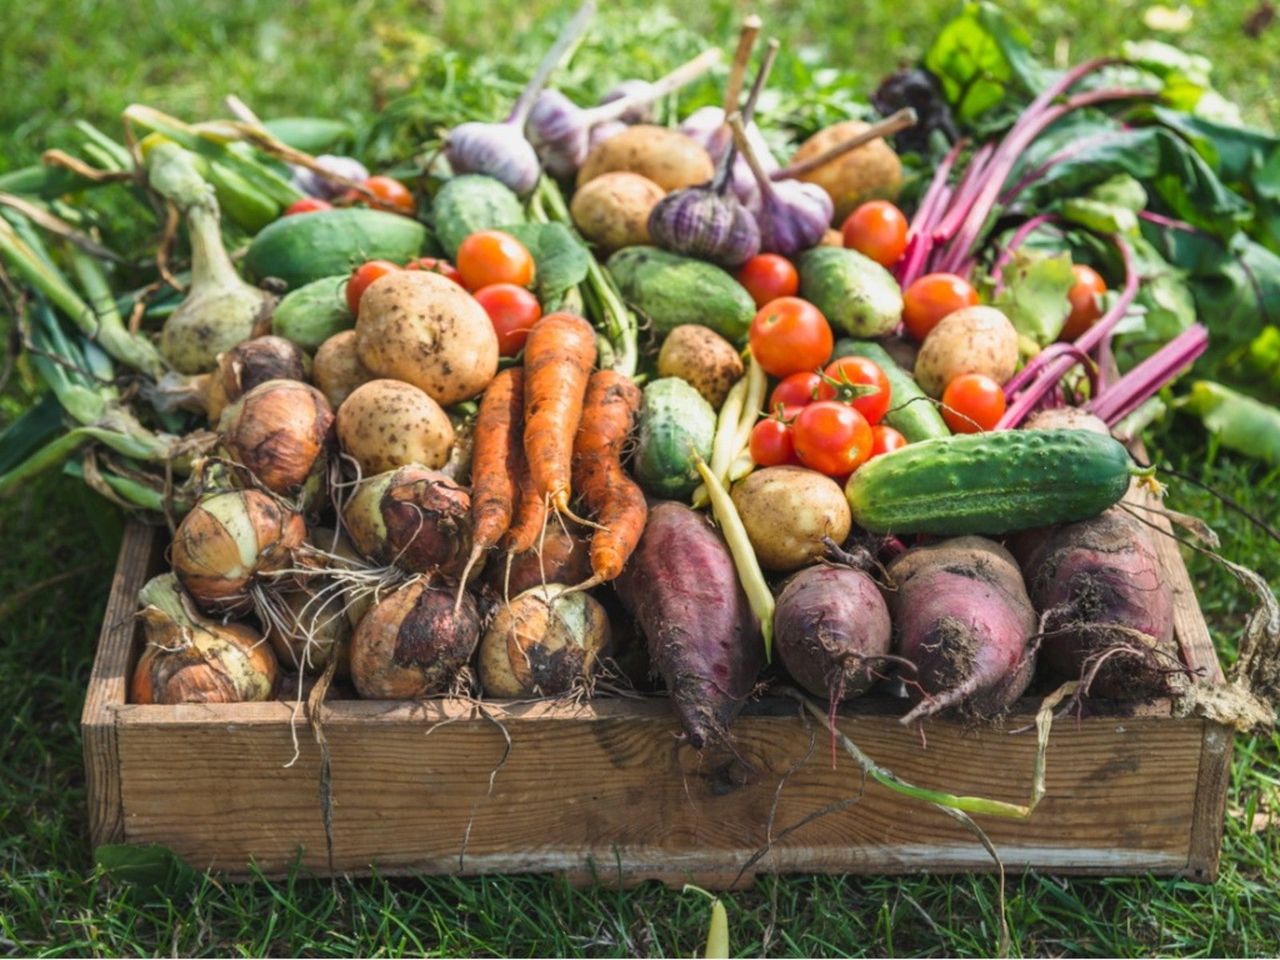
[2,2,1278,756]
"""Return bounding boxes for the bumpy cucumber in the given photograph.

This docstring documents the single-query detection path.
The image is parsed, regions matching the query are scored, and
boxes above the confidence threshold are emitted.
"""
[633,378,717,498]
[245,208,426,289]
[846,429,1136,535]
[797,246,902,338]
[272,275,352,350]
[607,246,756,342]
[432,175,525,258]
[835,339,950,442]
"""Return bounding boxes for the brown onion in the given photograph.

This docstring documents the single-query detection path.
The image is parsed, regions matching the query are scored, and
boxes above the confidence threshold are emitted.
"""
[218,379,334,494]
[131,573,278,704]
[265,583,352,677]
[350,579,482,699]
[478,584,610,698]
[342,465,471,574]
[170,489,308,615]
[484,523,592,598]
[205,336,309,424]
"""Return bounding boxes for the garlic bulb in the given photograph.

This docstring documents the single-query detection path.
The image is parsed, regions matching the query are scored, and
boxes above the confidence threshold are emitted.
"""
[731,114,833,257]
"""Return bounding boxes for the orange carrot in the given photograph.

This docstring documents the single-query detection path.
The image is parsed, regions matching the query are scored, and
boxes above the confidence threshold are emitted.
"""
[522,312,597,515]
[571,370,648,586]
[504,444,548,555]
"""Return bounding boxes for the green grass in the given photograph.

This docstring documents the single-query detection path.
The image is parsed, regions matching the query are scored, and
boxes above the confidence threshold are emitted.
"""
[2,0,1279,955]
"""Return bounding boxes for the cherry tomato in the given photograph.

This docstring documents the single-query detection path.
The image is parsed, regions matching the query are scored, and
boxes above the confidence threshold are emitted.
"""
[792,401,873,477]
[748,297,834,378]
[769,371,822,411]
[735,254,800,308]
[283,197,333,216]
[841,200,909,268]
[1061,264,1107,341]
[749,417,797,467]
[345,175,415,215]
[902,272,980,342]
[941,373,1006,433]
[405,257,463,285]
[472,283,542,357]
[816,356,892,425]
[346,259,400,315]
[870,424,908,458]
[455,230,536,291]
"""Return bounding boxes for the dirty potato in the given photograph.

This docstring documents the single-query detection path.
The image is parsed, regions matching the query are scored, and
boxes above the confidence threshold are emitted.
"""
[731,466,851,572]
[336,379,454,475]
[914,305,1019,398]
[656,324,744,409]
[570,172,665,254]
[577,125,714,192]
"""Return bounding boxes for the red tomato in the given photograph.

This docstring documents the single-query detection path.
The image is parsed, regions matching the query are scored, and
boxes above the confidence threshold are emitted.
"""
[346,259,401,316]
[735,254,800,308]
[941,373,1006,433]
[347,175,416,215]
[456,230,536,291]
[748,297,834,378]
[870,424,908,457]
[283,197,333,216]
[749,417,796,467]
[902,272,980,342]
[769,371,822,411]
[405,257,463,285]
[792,401,873,477]
[841,200,909,268]
[472,283,542,357]
[1060,264,1107,341]
[816,356,892,425]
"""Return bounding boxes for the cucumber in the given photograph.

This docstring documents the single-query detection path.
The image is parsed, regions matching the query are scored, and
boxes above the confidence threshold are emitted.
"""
[835,339,949,442]
[272,275,353,350]
[633,378,717,498]
[846,429,1135,535]
[245,209,426,289]
[798,246,902,338]
[607,246,755,342]
[432,175,525,258]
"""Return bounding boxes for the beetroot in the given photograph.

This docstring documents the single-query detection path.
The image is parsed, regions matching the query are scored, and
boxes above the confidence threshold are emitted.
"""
[888,537,1036,723]
[1012,508,1178,697]
[774,564,891,702]
[615,501,763,748]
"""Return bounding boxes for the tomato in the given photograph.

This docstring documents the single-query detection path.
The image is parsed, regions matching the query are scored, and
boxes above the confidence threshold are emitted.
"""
[816,356,892,425]
[841,200,909,268]
[1061,264,1107,341]
[283,197,333,216]
[472,283,542,357]
[346,259,401,315]
[405,257,463,285]
[902,272,979,342]
[941,373,1006,433]
[735,254,800,308]
[455,230,536,291]
[351,175,416,215]
[792,401,873,477]
[749,417,797,467]
[769,371,822,411]
[870,424,908,458]
[748,297,833,378]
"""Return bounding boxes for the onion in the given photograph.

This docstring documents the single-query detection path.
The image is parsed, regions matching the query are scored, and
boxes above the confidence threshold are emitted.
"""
[170,489,307,616]
[350,579,482,699]
[218,379,334,495]
[342,465,471,575]
[130,574,278,704]
[205,336,308,424]
[264,582,352,677]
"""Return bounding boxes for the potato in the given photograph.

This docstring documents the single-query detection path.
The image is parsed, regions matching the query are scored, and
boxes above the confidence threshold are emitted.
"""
[313,330,372,409]
[356,271,498,406]
[914,305,1019,398]
[790,120,903,223]
[577,125,714,193]
[821,227,844,247]
[570,172,665,254]
[656,324,744,408]
[336,379,454,475]
[731,466,851,572]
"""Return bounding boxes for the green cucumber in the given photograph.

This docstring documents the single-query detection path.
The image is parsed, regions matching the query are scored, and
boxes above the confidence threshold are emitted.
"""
[432,175,525,258]
[633,378,717,498]
[245,208,426,289]
[835,339,949,442]
[272,275,353,350]
[846,429,1137,535]
[798,246,902,337]
[607,246,755,342]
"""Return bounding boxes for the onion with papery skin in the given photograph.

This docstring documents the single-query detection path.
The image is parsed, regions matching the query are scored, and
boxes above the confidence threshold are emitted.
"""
[218,379,333,495]
[478,584,611,698]
[483,523,593,598]
[265,582,352,677]
[343,465,471,575]
[350,579,482,699]
[131,573,278,704]
[171,489,307,616]
[205,336,308,424]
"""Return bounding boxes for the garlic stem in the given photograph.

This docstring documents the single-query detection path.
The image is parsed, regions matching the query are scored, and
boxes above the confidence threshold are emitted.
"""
[773,107,917,181]
[722,15,763,116]
[712,39,778,193]
[580,48,722,127]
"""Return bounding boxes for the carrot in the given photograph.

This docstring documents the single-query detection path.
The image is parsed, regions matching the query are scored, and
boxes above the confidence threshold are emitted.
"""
[500,447,550,600]
[456,368,524,608]
[522,312,597,517]
[571,370,647,587]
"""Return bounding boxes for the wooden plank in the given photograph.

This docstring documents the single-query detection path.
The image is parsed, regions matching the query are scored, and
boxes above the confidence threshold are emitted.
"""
[80,521,164,848]
[1148,507,1224,684]
[1184,719,1233,881]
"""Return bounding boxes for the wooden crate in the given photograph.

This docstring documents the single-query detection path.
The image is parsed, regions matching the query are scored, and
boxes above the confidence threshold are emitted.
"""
[83,519,1233,887]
